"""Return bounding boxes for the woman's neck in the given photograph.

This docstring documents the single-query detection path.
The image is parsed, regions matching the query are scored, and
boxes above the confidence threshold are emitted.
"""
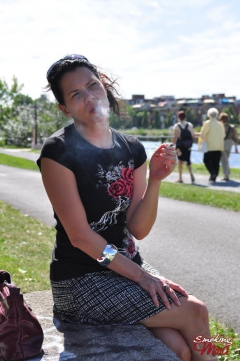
[74,123,113,149]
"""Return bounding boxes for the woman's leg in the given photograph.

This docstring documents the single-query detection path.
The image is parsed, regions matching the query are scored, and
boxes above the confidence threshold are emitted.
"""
[212,151,221,178]
[149,327,191,361]
[203,152,214,178]
[140,295,218,361]
[178,161,183,182]
[221,150,228,179]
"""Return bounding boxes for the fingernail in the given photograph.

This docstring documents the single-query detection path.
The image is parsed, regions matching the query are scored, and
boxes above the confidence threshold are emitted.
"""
[167,304,171,310]
[177,300,181,306]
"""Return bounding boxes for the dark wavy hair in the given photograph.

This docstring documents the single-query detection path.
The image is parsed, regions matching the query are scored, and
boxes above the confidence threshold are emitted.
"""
[45,59,125,118]
[178,110,186,121]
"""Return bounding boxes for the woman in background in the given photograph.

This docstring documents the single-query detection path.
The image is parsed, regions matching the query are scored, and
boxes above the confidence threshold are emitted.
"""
[219,112,238,181]
[199,108,225,182]
[173,110,195,184]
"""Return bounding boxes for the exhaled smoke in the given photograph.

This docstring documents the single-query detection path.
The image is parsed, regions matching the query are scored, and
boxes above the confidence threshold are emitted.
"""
[95,99,110,119]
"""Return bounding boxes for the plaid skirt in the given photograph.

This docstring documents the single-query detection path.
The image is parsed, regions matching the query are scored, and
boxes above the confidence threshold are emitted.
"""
[51,261,183,325]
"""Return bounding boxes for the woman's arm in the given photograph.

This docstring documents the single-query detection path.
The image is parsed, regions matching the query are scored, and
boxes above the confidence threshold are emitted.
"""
[172,127,179,145]
[200,122,208,140]
[126,144,176,240]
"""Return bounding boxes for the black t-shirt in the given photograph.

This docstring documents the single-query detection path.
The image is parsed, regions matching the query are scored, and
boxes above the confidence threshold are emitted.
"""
[37,124,147,281]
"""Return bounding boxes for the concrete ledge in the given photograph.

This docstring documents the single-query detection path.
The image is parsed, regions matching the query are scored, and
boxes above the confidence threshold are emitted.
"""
[19,290,181,361]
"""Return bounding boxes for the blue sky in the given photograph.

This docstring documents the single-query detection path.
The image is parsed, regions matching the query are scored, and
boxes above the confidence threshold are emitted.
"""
[1,0,240,101]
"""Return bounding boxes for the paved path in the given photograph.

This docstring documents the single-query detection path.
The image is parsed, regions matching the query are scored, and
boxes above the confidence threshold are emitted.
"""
[0,150,240,333]
[1,147,240,192]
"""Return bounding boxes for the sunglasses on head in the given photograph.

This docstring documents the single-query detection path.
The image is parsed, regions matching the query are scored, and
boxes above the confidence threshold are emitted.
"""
[46,54,89,82]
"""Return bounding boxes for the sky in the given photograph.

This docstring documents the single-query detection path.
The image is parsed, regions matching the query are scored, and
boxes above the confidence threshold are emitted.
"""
[1,0,240,102]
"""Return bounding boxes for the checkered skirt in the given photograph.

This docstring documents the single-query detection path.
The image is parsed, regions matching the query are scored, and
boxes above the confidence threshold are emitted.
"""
[51,261,183,325]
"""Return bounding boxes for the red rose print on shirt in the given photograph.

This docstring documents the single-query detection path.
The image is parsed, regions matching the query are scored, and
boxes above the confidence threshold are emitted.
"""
[107,167,134,199]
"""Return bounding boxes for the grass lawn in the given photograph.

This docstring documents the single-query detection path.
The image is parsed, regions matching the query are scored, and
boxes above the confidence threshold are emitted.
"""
[0,153,39,171]
[160,182,240,212]
[0,201,54,293]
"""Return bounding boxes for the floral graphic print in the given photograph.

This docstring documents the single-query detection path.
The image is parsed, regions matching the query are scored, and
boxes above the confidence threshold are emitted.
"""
[107,166,134,199]
[90,160,138,259]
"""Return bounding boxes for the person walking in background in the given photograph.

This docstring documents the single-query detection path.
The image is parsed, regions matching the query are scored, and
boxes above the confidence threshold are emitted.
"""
[173,110,195,183]
[219,112,239,181]
[199,108,225,182]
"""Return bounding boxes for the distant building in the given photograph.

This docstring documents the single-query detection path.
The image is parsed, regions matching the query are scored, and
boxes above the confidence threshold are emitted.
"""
[125,93,239,126]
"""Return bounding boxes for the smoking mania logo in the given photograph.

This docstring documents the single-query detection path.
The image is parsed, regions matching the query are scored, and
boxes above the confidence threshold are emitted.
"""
[193,334,233,357]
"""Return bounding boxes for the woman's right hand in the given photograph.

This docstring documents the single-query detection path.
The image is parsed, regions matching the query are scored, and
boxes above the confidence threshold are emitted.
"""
[136,271,188,309]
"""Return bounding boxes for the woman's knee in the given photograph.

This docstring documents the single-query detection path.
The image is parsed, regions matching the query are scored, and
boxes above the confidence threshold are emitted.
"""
[176,344,191,361]
[187,296,209,323]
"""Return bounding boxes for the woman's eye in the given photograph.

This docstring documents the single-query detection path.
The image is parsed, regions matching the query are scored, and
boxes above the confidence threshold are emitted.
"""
[72,92,82,98]
[90,82,97,87]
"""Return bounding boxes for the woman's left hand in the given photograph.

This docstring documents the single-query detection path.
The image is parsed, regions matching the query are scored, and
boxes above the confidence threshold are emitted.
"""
[149,143,177,181]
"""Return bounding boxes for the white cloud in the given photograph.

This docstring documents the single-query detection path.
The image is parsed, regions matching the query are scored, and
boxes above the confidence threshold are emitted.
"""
[0,0,240,100]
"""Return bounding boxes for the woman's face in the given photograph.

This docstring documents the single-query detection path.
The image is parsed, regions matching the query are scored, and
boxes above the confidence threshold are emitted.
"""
[58,66,109,125]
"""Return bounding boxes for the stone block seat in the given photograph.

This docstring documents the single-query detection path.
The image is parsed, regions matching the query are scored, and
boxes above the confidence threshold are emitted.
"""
[20,290,181,361]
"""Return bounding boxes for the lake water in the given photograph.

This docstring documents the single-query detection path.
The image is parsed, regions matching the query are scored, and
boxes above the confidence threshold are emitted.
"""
[141,141,240,168]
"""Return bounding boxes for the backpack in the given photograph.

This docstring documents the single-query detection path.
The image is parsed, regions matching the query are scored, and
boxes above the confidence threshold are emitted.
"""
[177,123,193,148]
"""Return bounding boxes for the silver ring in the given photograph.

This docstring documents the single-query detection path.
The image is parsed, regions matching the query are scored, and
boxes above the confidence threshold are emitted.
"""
[163,284,170,291]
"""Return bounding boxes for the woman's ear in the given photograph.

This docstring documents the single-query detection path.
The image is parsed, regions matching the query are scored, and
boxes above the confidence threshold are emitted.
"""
[58,104,72,118]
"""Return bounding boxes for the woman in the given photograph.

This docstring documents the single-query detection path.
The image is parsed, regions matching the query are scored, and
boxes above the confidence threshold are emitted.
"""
[198,108,225,182]
[37,54,218,361]
[219,112,238,181]
[173,110,195,184]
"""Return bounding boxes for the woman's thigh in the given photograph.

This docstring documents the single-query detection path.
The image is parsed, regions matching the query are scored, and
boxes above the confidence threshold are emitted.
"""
[140,294,207,330]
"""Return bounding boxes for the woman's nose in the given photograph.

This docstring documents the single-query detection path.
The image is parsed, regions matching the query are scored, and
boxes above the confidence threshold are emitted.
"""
[84,90,94,103]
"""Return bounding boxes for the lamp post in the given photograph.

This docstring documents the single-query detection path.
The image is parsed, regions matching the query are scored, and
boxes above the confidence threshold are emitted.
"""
[31,102,38,148]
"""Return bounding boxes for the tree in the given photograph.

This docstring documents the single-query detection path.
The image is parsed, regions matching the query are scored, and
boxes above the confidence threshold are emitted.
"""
[2,105,33,146]
[34,96,71,143]
[165,111,173,128]
[109,112,122,129]
[152,109,160,129]
[185,108,196,126]
[141,109,148,128]
[222,105,239,125]
[0,76,24,127]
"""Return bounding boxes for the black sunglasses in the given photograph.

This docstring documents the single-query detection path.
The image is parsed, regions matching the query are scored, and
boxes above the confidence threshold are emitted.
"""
[46,54,90,82]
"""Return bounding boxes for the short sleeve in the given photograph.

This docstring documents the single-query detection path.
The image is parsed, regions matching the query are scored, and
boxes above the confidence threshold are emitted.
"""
[135,139,147,169]
[36,136,73,172]
[127,137,147,169]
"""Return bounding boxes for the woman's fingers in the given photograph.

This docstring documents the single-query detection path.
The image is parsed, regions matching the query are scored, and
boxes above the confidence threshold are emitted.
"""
[166,280,189,298]
[137,273,186,310]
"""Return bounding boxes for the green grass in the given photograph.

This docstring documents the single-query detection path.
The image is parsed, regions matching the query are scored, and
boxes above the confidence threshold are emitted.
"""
[160,182,240,212]
[181,163,240,180]
[0,153,39,171]
[0,200,239,360]
[0,201,54,293]
[209,317,240,360]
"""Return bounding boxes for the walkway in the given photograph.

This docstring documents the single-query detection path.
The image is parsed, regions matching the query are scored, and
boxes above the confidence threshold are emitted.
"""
[1,147,239,193]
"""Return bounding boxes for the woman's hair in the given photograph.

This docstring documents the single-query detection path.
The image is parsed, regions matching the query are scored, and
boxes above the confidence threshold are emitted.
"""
[45,57,124,117]
[178,110,186,120]
[219,112,229,123]
[207,107,219,119]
